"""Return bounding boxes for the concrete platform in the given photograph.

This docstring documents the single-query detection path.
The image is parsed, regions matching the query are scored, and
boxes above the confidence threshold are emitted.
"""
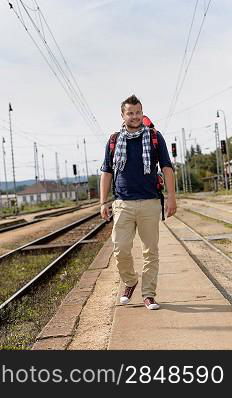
[107,221,232,350]
[33,219,232,350]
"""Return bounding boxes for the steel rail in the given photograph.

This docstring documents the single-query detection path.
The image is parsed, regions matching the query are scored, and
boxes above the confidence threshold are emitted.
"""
[172,214,232,264]
[0,216,112,312]
[33,205,81,219]
[165,214,232,304]
[0,219,43,234]
[179,204,232,225]
[0,210,101,263]
[0,201,101,233]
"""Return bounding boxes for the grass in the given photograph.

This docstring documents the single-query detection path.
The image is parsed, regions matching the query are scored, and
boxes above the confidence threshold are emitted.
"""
[0,225,111,350]
[0,253,59,303]
[180,207,232,227]
[179,208,220,222]
[1,198,99,218]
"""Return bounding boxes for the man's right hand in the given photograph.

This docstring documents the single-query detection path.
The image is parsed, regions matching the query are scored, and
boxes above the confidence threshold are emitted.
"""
[100,203,111,221]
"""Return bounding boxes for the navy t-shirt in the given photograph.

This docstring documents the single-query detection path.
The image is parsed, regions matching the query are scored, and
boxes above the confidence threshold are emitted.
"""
[101,131,173,200]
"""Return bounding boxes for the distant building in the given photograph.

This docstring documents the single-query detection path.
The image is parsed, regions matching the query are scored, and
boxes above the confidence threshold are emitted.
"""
[0,193,15,208]
[16,181,88,205]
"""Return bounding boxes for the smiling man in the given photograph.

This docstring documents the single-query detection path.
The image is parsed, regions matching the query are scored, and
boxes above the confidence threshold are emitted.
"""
[100,94,176,310]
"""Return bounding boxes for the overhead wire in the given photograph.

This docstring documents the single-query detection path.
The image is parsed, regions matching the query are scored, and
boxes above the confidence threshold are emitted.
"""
[164,0,199,132]
[19,0,104,141]
[33,0,104,136]
[28,0,105,139]
[171,0,213,112]
[6,0,106,145]
[6,1,82,116]
[15,0,25,24]
[156,84,232,122]
[164,0,213,132]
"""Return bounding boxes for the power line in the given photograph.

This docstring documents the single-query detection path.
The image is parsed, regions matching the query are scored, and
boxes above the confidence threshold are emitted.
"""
[156,85,232,122]
[22,0,105,139]
[164,0,199,132]
[6,0,106,144]
[33,0,104,135]
[164,0,213,132]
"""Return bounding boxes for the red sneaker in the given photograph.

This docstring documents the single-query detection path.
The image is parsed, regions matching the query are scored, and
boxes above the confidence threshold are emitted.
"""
[144,297,160,310]
[120,281,138,304]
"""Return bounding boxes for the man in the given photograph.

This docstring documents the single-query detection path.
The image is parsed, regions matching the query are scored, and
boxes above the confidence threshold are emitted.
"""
[100,94,176,310]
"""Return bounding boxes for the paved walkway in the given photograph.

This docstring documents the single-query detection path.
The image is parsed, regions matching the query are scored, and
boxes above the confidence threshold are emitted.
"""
[108,220,232,350]
[32,218,232,350]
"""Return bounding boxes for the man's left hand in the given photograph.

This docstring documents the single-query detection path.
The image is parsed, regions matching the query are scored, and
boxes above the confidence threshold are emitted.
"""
[165,196,177,218]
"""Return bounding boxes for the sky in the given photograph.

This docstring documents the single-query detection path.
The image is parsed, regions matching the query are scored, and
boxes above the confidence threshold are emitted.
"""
[0,0,232,182]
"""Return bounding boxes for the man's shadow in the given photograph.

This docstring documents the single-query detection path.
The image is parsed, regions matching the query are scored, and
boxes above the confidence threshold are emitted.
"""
[119,301,232,313]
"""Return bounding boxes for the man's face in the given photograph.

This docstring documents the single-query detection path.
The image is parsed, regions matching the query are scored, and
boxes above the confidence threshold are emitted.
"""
[121,103,143,131]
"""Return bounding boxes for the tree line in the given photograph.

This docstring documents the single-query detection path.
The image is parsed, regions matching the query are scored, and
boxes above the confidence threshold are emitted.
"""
[175,142,230,192]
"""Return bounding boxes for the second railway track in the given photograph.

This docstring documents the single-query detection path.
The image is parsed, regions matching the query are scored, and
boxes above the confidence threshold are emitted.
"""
[165,209,232,305]
[0,210,112,314]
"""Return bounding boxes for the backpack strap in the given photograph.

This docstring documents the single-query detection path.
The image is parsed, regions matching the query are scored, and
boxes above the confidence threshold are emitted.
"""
[109,132,119,153]
[109,132,119,168]
[109,132,119,197]
[150,127,158,148]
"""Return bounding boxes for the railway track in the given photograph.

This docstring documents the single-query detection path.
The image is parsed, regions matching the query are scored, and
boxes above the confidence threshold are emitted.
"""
[0,218,44,234]
[165,211,232,305]
[0,210,112,314]
[0,209,104,262]
[0,201,100,233]
[177,198,232,225]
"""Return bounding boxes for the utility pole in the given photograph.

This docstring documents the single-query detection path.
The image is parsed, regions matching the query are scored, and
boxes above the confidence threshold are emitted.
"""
[65,160,69,199]
[34,142,40,183]
[175,136,186,192]
[42,153,48,201]
[181,128,189,192]
[171,143,179,193]
[9,102,18,214]
[215,122,224,190]
[83,138,90,200]
[183,131,193,193]
[76,142,80,200]
[2,137,9,207]
[55,152,62,201]
[217,110,231,188]
[34,142,40,203]
[215,126,220,183]
[56,152,62,199]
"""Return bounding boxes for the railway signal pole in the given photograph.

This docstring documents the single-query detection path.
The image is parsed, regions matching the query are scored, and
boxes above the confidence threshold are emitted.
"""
[182,128,192,193]
[175,136,186,192]
[214,122,224,190]
[171,142,179,193]
[217,110,231,188]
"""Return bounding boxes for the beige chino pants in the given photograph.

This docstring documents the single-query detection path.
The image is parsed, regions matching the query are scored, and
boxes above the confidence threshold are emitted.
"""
[112,199,161,298]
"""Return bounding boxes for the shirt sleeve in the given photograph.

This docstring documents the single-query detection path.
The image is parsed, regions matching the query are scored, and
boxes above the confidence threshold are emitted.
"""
[100,140,113,174]
[157,131,173,170]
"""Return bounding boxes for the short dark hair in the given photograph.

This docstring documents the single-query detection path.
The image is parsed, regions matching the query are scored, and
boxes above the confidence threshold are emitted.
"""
[121,94,142,113]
